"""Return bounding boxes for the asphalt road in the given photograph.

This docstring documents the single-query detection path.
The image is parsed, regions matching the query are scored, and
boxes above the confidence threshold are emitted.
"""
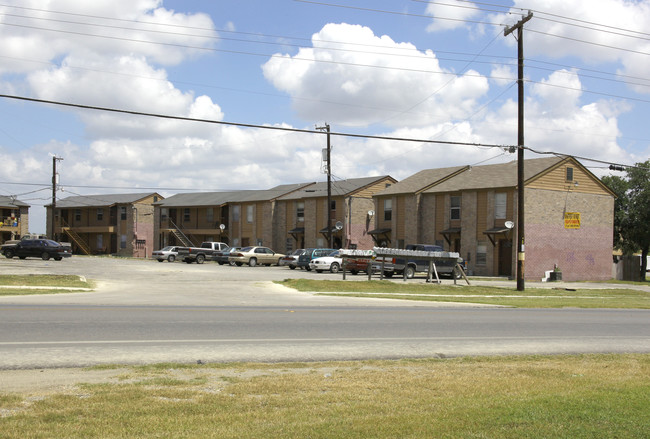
[0,256,649,368]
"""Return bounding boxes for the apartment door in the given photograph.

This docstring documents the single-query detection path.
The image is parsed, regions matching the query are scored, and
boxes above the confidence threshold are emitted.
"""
[498,239,513,277]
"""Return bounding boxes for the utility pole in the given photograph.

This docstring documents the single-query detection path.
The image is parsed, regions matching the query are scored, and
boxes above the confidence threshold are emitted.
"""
[316,123,333,248]
[504,11,532,292]
[51,155,63,240]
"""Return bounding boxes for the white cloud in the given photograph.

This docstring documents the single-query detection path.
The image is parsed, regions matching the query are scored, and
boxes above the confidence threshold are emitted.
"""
[496,0,650,95]
[262,23,489,128]
[425,0,480,32]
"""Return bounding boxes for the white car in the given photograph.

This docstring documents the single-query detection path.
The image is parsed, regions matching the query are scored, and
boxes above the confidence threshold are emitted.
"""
[309,250,343,273]
[152,246,181,262]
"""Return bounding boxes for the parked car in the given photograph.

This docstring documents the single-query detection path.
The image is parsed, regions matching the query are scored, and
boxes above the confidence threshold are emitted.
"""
[344,257,371,275]
[228,246,285,267]
[297,248,337,271]
[309,250,344,273]
[1,239,72,261]
[213,246,241,265]
[152,246,181,262]
[279,249,305,269]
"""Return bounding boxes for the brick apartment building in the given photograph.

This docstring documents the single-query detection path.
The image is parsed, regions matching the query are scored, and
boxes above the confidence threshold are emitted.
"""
[0,196,29,243]
[46,193,162,257]
[373,157,615,281]
[275,176,396,252]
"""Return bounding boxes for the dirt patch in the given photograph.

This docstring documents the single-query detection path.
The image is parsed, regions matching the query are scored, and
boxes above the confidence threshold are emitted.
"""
[0,368,130,395]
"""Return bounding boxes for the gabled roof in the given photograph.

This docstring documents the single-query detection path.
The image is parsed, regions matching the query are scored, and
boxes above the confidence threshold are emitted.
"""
[422,157,564,194]
[0,195,30,208]
[278,176,395,201]
[49,193,162,208]
[375,165,469,196]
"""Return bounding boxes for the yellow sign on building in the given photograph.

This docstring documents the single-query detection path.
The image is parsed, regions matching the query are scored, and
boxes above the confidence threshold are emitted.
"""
[564,212,581,229]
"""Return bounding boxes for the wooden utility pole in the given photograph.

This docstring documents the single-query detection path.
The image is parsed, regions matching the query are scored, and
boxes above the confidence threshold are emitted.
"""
[51,155,63,240]
[316,124,333,247]
[504,11,532,291]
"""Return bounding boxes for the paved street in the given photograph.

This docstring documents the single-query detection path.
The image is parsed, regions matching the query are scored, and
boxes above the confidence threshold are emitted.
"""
[0,256,649,369]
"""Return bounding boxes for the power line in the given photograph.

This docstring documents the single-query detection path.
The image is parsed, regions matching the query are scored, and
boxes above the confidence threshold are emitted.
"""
[0,93,512,149]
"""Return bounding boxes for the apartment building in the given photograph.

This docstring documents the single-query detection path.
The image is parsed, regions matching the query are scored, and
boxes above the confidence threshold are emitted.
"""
[373,157,615,281]
[46,192,161,257]
[275,176,397,252]
[0,196,29,243]
[153,183,312,250]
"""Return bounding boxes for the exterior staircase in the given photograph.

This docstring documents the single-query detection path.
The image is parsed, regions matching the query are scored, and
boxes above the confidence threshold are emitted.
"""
[170,221,196,247]
[64,228,91,255]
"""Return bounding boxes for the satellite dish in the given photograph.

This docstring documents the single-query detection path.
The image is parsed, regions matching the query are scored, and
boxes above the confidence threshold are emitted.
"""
[505,221,514,229]
[334,221,343,231]
[219,224,226,231]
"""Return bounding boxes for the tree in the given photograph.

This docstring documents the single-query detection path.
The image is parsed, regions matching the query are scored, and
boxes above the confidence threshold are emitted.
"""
[602,160,650,281]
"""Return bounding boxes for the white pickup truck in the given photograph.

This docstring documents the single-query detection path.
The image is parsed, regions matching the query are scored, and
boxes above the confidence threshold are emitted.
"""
[177,241,229,264]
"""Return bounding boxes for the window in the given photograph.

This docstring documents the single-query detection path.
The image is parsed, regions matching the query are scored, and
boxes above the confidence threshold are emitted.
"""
[75,209,81,221]
[566,167,574,182]
[183,208,190,222]
[316,238,324,247]
[383,199,392,221]
[97,208,103,221]
[161,208,168,220]
[120,206,127,220]
[232,205,240,221]
[477,244,487,266]
[206,207,214,223]
[495,193,507,220]
[296,202,304,222]
[120,234,127,249]
[450,196,461,220]
[246,205,254,223]
[96,234,103,250]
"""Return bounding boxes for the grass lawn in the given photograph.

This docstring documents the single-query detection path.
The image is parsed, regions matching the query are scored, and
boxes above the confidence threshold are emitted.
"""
[0,354,648,438]
[277,279,650,308]
[0,275,93,296]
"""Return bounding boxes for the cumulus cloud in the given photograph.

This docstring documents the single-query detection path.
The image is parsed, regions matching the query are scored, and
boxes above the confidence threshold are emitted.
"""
[262,22,489,128]
[495,0,650,95]
[425,0,480,32]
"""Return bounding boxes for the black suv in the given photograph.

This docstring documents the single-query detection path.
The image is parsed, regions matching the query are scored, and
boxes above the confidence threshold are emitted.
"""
[2,239,72,261]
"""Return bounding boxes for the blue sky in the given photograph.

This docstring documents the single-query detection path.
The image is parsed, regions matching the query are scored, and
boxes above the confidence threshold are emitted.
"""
[1,0,648,233]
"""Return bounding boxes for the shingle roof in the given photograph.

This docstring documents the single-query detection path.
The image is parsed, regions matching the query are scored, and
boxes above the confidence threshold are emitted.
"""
[155,191,249,207]
[0,195,30,208]
[50,193,161,208]
[278,176,394,200]
[422,157,564,194]
[375,166,469,196]
[155,183,315,207]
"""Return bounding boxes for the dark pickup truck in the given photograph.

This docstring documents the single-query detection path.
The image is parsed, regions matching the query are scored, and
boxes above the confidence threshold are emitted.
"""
[375,244,464,279]
[177,241,229,264]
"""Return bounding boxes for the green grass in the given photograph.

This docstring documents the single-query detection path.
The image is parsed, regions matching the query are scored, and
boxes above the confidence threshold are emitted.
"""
[1,354,648,438]
[277,279,650,308]
[0,275,93,296]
